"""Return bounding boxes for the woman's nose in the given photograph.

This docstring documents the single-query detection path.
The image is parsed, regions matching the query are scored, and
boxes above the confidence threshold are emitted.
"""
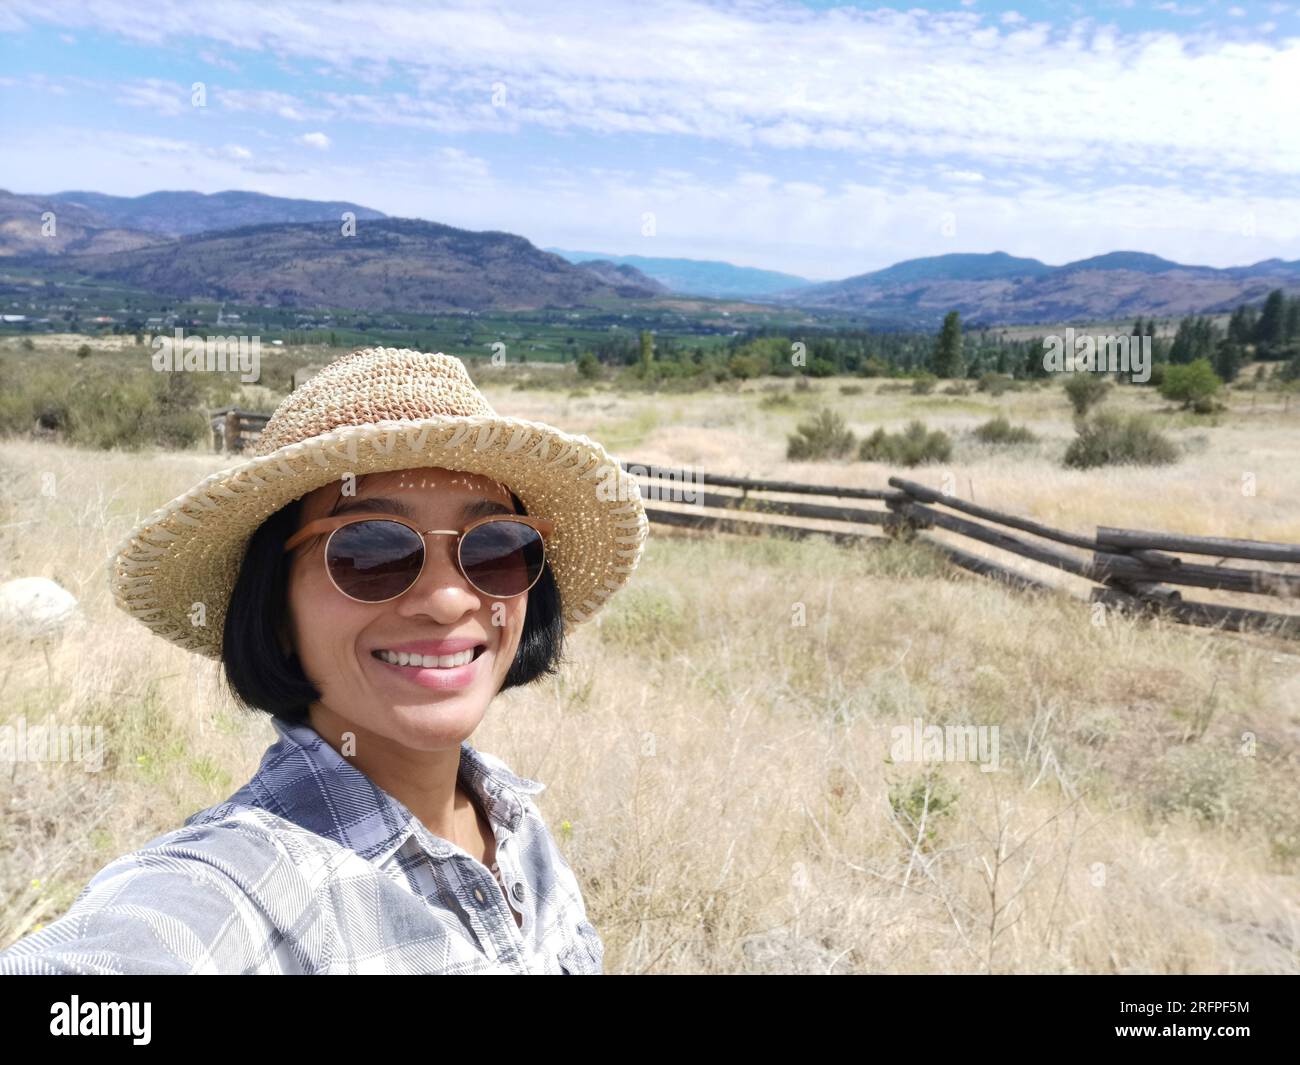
[394,537,480,616]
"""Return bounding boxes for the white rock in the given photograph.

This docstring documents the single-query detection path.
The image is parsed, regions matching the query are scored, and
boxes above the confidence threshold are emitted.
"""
[0,577,82,639]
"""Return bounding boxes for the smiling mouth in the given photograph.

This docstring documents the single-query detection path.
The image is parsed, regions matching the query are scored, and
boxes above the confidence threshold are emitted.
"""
[371,645,487,669]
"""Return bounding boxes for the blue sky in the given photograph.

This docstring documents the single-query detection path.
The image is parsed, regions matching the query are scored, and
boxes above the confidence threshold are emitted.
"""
[1,0,1297,280]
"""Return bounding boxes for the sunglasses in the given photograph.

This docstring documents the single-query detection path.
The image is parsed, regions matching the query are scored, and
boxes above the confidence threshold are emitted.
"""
[282,512,554,604]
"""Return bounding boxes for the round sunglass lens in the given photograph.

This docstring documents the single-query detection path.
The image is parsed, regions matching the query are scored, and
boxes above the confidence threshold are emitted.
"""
[460,521,545,597]
[327,520,424,602]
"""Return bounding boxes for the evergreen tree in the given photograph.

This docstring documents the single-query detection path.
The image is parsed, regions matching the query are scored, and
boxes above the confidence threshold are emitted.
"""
[1169,317,1195,364]
[1214,338,1242,383]
[639,330,655,372]
[1256,289,1287,349]
[930,310,963,378]
[1228,306,1252,345]
[1286,296,1300,343]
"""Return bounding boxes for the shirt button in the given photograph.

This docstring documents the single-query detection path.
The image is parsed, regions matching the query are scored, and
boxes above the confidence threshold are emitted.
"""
[473,886,486,904]
[511,882,525,902]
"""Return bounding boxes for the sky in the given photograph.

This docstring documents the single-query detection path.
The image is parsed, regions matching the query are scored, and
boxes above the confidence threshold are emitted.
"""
[0,0,1297,282]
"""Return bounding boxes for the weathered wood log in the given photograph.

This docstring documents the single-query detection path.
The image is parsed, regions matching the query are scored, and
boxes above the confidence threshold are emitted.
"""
[643,488,892,527]
[1127,548,1182,569]
[1092,550,1300,598]
[1097,526,1300,565]
[641,504,886,546]
[888,476,1097,550]
[915,535,1058,594]
[1109,579,1183,603]
[1091,587,1300,637]
[625,460,906,502]
[895,501,1096,579]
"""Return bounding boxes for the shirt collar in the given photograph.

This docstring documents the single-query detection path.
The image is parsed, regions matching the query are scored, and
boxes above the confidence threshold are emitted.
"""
[227,717,546,867]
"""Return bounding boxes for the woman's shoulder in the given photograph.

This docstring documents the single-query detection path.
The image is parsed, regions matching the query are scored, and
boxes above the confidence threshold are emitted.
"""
[0,813,317,975]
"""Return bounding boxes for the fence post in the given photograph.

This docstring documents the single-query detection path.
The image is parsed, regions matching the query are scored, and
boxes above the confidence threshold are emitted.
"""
[224,410,240,455]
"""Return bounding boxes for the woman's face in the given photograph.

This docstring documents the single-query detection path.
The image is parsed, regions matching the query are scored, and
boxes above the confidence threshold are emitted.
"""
[283,467,527,752]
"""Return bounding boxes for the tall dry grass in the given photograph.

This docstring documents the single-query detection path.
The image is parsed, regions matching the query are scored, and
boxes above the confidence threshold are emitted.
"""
[0,366,1297,973]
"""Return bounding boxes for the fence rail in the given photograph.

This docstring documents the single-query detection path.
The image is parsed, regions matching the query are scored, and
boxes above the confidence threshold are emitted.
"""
[619,459,1300,640]
[210,407,271,454]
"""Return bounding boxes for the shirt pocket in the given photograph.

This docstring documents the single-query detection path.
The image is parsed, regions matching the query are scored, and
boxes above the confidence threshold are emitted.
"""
[557,919,604,975]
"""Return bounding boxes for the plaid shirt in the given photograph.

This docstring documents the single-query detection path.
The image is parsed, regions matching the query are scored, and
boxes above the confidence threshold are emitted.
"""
[0,718,604,975]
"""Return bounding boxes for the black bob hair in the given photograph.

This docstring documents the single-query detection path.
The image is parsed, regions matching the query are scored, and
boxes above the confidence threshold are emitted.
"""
[221,487,566,725]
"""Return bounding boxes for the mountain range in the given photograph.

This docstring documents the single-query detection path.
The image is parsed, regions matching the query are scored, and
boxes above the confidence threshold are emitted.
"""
[774,250,1300,325]
[2,189,1298,325]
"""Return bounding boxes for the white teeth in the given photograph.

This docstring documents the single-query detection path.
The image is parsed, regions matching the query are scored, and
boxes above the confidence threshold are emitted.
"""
[377,648,476,668]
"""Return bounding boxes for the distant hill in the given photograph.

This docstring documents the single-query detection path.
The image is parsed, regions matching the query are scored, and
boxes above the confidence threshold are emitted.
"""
[1056,251,1211,275]
[0,190,165,256]
[30,217,644,313]
[547,249,813,299]
[44,190,387,237]
[573,259,669,297]
[7,185,1299,325]
[777,250,1300,326]
[850,251,1053,285]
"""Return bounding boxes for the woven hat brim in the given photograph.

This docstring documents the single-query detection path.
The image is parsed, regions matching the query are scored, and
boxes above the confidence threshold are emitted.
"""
[107,415,649,660]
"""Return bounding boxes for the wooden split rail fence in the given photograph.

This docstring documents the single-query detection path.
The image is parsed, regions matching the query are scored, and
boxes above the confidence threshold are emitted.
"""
[210,407,271,454]
[619,459,1300,640]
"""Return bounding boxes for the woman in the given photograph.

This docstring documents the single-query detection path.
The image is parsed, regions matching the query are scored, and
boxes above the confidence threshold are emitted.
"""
[0,347,649,975]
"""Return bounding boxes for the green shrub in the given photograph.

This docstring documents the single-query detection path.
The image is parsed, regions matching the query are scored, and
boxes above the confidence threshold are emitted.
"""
[728,353,765,380]
[758,390,795,410]
[1160,358,1222,409]
[1063,411,1179,469]
[941,381,971,395]
[858,356,890,378]
[977,372,1014,396]
[576,351,600,380]
[786,407,856,460]
[858,420,952,466]
[910,373,937,395]
[972,416,1036,445]
[838,384,864,396]
[1063,373,1112,415]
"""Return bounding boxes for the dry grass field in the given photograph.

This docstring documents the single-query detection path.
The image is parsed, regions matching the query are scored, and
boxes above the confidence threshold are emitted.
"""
[1,351,1297,974]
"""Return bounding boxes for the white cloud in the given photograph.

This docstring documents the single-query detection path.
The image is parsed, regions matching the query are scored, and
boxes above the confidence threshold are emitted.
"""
[115,78,187,117]
[4,1,1295,179]
[220,88,328,121]
[297,131,331,150]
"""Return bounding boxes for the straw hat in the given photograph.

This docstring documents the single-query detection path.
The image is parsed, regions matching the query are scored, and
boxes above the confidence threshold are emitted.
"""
[107,348,650,660]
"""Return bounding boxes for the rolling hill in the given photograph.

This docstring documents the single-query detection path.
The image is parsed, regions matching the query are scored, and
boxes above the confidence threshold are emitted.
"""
[32,217,648,313]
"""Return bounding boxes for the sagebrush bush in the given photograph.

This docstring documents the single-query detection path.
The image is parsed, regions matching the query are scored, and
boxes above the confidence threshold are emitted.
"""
[972,416,1036,445]
[786,407,856,460]
[1063,410,1179,469]
[910,373,937,395]
[977,373,1015,396]
[1063,373,1113,415]
[858,420,952,466]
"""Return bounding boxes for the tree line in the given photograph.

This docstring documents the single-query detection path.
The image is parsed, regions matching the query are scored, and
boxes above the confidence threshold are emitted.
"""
[584,286,1300,388]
